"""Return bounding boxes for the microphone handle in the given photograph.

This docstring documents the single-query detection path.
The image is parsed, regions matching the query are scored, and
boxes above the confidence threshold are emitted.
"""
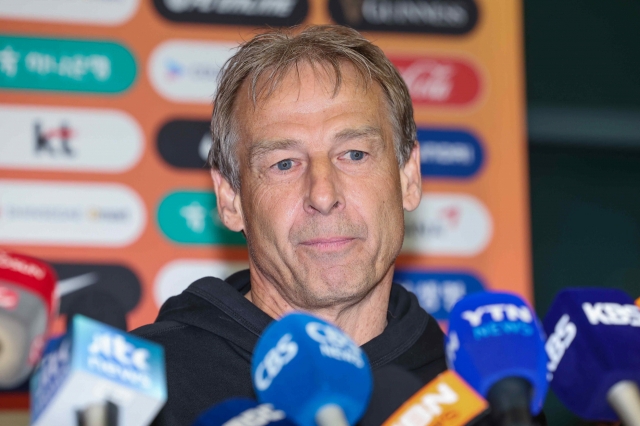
[487,377,533,426]
[607,380,640,426]
[315,404,349,426]
[76,401,119,426]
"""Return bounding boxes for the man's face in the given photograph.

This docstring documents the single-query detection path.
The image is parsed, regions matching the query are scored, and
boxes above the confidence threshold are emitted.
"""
[215,63,421,309]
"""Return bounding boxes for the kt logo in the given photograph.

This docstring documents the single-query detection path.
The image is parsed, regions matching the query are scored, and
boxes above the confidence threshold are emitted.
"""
[34,121,75,156]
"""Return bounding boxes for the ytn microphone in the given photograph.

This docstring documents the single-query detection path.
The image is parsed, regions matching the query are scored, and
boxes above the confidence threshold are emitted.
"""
[30,314,167,426]
[251,312,372,426]
[543,288,640,426]
[0,250,57,388]
[381,370,488,426]
[192,397,296,426]
[446,292,548,426]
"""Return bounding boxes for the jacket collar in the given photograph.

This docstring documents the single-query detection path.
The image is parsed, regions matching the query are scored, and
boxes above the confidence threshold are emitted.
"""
[157,269,436,370]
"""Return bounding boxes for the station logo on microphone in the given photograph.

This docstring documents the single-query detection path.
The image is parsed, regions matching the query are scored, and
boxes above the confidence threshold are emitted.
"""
[31,315,167,426]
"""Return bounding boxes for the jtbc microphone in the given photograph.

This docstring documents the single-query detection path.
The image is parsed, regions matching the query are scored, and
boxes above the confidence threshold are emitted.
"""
[30,315,167,426]
[0,250,57,388]
[446,292,548,426]
[543,288,640,426]
[382,370,488,426]
[251,312,372,426]
[192,397,296,426]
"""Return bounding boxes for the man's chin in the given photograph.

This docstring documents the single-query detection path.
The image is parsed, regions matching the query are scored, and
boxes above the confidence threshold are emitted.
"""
[293,274,375,309]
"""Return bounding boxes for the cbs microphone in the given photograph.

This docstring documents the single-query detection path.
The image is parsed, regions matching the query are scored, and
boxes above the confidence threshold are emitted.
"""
[0,250,57,388]
[30,314,167,426]
[446,292,548,426]
[251,312,372,426]
[543,288,640,426]
[192,397,296,426]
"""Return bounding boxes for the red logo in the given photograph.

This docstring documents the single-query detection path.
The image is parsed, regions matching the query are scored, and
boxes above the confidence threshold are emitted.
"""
[390,56,481,106]
[0,286,19,310]
[440,206,461,228]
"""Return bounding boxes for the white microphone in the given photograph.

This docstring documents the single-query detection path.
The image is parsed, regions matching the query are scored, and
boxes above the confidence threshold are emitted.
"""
[0,250,57,388]
[30,315,167,426]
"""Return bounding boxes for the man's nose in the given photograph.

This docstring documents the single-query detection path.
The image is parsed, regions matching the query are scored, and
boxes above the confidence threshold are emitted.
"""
[303,156,344,215]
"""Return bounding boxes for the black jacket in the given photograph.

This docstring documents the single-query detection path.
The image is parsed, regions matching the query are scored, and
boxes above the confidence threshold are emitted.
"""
[132,270,447,425]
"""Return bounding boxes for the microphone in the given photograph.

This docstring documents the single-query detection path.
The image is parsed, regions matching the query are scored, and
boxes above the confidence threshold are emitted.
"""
[192,397,296,426]
[543,288,640,426]
[30,314,167,426]
[381,370,488,426]
[446,292,548,426]
[0,250,57,388]
[251,312,372,426]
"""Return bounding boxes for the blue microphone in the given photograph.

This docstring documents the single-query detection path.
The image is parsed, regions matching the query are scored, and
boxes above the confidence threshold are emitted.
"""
[543,288,640,425]
[251,312,372,426]
[192,397,296,426]
[446,292,548,426]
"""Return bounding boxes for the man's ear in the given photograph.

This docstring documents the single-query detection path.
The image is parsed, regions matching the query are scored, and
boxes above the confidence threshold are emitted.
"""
[210,169,245,232]
[400,141,422,212]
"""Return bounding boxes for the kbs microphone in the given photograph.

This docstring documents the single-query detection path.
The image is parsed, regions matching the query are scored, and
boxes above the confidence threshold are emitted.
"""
[30,314,167,426]
[0,250,57,388]
[192,397,296,426]
[381,370,488,426]
[251,312,372,426]
[543,288,640,426]
[446,292,548,426]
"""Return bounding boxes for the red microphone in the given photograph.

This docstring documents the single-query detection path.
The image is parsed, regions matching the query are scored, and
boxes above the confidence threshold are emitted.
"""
[0,250,57,388]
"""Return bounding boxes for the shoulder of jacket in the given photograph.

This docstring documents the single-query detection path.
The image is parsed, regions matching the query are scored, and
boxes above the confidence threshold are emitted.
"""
[130,320,188,339]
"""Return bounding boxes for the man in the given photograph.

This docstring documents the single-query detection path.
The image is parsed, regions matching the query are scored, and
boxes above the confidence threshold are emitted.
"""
[134,25,447,425]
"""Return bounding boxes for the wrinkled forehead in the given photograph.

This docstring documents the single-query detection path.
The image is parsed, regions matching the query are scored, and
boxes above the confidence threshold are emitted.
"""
[237,59,383,113]
[229,62,393,150]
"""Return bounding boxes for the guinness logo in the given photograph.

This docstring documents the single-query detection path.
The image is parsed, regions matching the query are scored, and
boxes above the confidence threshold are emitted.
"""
[329,0,478,34]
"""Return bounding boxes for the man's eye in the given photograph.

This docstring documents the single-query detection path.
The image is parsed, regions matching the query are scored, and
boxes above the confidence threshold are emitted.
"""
[276,159,293,171]
[348,150,366,161]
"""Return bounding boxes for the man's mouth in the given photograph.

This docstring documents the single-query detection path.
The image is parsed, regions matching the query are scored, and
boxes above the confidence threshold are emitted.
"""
[299,237,357,251]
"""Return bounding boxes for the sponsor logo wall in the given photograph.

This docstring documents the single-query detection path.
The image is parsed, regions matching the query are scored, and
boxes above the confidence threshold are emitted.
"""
[0,0,530,394]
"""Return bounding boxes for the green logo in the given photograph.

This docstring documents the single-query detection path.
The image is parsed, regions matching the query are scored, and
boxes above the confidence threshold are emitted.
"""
[0,34,136,94]
[157,191,246,246]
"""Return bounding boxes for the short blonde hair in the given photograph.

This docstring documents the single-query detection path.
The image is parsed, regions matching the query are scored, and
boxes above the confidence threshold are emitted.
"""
[208,25,416,191]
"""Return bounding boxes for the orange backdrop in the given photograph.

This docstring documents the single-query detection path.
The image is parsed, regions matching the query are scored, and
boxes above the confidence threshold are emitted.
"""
[0,0,529,407]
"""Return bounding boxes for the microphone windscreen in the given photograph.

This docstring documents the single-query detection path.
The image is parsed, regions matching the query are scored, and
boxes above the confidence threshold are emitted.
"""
[359,364,424,426]
[0,250,57,316]
[382,370,488,426]
[192,398,296,426]
[0,250,57,388]
[543,287,640,421]
[30,315,167,426]
[251,312,372,426]
[446,291,548,414]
